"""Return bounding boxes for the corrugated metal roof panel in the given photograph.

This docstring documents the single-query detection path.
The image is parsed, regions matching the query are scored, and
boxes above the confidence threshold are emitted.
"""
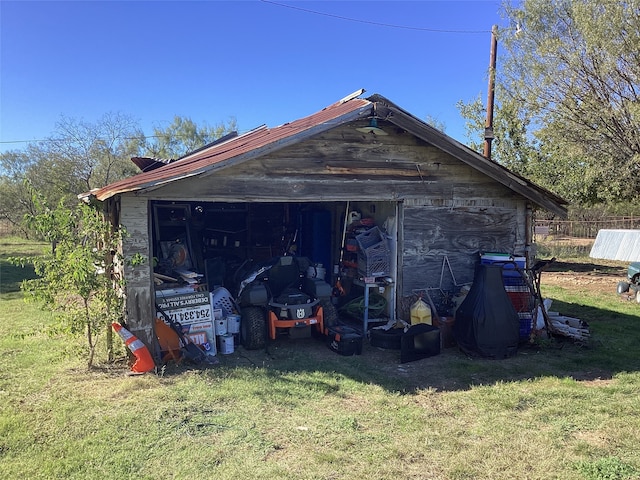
[590,229,640,261]
[92,96,372,201]
[130,157,174,172]
[86,90,568,217]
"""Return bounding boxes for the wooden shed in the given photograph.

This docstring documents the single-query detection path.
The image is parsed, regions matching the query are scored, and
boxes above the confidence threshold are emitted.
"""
[89,90,568,355]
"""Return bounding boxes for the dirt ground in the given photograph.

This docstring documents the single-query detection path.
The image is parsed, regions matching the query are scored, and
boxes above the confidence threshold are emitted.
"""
[540,258,627,296]
[534,236,628,295]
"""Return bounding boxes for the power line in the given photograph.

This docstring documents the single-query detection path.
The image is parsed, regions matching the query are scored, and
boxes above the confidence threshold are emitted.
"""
[260,0,490,34]
[0,131,243,147]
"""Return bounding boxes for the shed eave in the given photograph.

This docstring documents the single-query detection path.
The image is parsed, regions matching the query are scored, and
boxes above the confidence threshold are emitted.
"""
[373,100,568,217]
[91,101,374,202]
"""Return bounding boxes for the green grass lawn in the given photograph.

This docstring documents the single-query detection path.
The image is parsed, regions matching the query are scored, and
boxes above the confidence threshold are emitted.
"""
[1,238,639,479]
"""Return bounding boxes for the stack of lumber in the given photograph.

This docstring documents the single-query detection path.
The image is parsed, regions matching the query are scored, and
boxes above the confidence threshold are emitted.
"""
[546,311,590,342]
[536,299,590,343]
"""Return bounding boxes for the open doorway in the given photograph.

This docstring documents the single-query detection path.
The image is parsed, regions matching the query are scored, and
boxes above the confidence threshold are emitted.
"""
[150,200,399,327]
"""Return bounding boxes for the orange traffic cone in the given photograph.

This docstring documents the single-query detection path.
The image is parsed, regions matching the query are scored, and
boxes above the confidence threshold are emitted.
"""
[112,322,155,373]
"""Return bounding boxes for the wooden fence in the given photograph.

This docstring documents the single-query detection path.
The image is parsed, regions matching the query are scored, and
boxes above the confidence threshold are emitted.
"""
[534,217,640,239]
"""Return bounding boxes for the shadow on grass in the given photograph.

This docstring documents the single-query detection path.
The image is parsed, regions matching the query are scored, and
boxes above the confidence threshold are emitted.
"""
[4,240,637,395]
[149,300,640,395]
[547,259,627,276]
[0,258,37,295]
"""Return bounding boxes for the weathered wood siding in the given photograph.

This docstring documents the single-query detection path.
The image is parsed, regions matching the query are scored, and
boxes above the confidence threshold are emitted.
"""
[132,122,530,322]
[143,124,506,203]
[400,201,526,298]
[119,195,155,355]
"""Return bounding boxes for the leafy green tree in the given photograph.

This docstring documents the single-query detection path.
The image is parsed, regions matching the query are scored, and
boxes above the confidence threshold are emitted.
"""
[135,115,237,159]
[0,150,36,236]
[12,185,130,368]
[457,93,539,172]
[2,113,235,235]
[1,113,143,236]
[497,0,640,205]
[424,114,446,133]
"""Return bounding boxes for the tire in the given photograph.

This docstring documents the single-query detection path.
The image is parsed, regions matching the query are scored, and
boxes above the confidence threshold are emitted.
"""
[617,281,630,295]
[240,306,266,350]
[320,298,339,329]
[635,289,640,304]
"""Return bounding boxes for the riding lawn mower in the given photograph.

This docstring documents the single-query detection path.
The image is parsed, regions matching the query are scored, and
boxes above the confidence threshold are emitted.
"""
[233,256,339,350]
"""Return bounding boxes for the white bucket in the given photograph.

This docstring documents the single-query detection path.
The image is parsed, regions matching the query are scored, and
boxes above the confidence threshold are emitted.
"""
[226,314,241,334]
[214,318,227,336]
[219,334,234,354]
[306,264,326,281]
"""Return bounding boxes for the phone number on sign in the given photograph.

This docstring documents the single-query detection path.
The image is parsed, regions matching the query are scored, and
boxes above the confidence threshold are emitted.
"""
[163,308,211,323]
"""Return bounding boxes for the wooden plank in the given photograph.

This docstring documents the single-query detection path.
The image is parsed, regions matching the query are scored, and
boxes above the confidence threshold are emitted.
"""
[143,121,534,206]
[403,206,521,256]
[148,152,522,203]
[119,195,156,354]
[148,177,522,203]
[400,205,522,296]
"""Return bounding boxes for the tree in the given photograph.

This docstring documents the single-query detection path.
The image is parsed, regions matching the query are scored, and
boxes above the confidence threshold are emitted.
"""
[12,185,133,368]
[135,115,238,159]
[497,0,640,205]
[460,1,640,206]
[2,113,236,235]
[424,114,446,133]
[48,112,142,191]
[457,92,541,171]
[0,150,36,236]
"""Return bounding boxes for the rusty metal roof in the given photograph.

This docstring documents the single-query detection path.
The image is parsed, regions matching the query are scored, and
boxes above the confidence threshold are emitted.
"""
[88,90,568,217]
[92,95,373,201]
[130,156,174,172]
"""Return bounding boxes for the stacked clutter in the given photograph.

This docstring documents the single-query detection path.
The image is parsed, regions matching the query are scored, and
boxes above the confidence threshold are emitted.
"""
[155,291,217,357]
[214,313,234,354]
[210,287,241,354]
[340,218,390,281]
[356,226,390,278]
[480,253,533,341]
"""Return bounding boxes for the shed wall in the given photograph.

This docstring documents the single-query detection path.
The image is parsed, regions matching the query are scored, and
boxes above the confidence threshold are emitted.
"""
[119,195,156,354]
[400,201,526,298]
[141,124,514,203]
[123,122,530,331]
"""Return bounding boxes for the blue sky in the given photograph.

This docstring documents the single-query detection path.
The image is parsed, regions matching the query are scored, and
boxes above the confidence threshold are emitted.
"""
[1,0,507,153]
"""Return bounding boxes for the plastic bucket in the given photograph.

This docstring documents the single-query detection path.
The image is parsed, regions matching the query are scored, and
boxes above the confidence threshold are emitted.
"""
[219,334,234,354]
[306,264,326,281]
[226,314,241,334]
[214,318,227,336]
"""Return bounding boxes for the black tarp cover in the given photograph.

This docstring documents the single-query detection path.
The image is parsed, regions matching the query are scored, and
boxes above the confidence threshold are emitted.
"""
[453,264,519,358]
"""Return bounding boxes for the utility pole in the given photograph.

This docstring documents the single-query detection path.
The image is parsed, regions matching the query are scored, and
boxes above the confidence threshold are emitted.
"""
[484,25,498,160]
